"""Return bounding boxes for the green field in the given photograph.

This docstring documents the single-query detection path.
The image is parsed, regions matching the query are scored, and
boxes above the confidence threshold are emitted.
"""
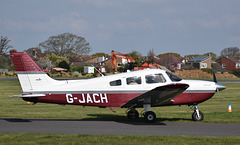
[0,81,240,144]
[0,133,240,145]
[0,81,239,123]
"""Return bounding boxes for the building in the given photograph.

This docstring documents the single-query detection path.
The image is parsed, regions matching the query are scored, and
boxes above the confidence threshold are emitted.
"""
[217,56,240,72]
[187,56,212,69]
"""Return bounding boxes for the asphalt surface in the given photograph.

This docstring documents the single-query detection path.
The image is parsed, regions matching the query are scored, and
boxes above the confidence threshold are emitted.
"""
[0,118,239,136]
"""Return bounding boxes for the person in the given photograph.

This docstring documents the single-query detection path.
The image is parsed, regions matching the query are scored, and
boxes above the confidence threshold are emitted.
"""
[128,77,138,85]
[146,75,156,83]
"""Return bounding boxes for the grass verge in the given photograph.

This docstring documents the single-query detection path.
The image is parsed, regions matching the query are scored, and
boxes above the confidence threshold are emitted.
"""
[0,133,240,145]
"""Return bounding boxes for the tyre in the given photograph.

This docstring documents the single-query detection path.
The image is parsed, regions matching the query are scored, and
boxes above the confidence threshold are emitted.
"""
[144,111,156,123]
[192,111,204,121]
[127,109,139,119]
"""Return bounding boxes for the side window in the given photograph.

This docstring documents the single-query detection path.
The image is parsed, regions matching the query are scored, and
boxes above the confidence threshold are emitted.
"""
[145,74,166,84]
[110,79,122,86]
[126,76,141,85]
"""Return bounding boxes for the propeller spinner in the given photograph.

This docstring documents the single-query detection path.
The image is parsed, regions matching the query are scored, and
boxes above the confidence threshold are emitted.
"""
[213,71,227,91]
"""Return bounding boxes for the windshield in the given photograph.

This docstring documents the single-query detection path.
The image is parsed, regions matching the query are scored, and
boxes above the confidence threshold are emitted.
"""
[166,71,182,82]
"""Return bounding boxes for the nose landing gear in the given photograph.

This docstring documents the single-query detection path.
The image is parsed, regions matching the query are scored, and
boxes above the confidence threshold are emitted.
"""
[191,105,204,121]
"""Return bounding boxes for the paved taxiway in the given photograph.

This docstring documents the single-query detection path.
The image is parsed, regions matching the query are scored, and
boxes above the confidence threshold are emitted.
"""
[0,118,239,136]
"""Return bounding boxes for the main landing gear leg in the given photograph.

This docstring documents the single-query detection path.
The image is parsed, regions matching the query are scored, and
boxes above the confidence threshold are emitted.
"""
[143,104,156,123]
[191,105,204,121]
[127,108,139,119]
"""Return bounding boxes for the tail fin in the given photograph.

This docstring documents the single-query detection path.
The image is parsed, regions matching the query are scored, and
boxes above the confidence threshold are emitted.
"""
[10,52,60,93]
[10,52,43,72]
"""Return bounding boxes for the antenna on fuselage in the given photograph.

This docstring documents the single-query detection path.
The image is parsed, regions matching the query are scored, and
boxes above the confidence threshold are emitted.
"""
[91,64,105,77]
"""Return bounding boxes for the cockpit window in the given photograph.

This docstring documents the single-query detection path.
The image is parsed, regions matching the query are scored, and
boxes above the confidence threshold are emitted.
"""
[126,76,141,85]
[145,74,166,84]
[166,71,182,82]
[110,79,122,86]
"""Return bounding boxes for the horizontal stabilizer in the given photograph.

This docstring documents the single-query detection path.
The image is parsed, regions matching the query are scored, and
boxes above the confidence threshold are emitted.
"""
[11,94,46,98]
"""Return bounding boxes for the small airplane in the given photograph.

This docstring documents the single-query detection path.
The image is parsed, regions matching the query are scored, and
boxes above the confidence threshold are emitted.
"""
[10,52,226,123]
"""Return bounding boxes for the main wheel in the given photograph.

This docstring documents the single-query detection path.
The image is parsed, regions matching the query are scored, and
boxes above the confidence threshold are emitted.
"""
[127,109,139,119]
[192,111,204,121]
[144,111,156,123]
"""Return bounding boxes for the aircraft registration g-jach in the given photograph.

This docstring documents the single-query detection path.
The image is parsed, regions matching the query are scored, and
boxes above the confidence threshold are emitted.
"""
[10,52,226,123]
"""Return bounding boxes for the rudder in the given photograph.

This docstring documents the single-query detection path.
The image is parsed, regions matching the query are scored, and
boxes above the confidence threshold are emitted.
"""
[10,52,43,72]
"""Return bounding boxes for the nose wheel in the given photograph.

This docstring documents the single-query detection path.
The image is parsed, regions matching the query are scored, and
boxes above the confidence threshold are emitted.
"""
[191,105,204,121]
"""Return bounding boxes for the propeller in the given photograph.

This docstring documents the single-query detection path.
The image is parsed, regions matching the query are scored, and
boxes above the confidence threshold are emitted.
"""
[213,71,217,83]
[213,71,227,102]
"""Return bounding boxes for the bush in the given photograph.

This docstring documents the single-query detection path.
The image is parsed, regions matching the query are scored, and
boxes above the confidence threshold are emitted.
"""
[51,71,58,74]
[56,73,62,77]
[81,72,86,76]
[5,72,9,76]
[57,60,70,71]
[92,72,98,77]
[70,66,84,73]
[13,72,17,77]
[201,68,215,74]
[232,69,240,78]
[105,66,111,73]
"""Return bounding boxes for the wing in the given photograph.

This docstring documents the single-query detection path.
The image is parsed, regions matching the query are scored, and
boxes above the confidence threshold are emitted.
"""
[122,83,189,108]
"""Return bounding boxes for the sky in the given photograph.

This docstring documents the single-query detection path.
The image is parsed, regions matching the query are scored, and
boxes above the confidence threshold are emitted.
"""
[1,0,240,57]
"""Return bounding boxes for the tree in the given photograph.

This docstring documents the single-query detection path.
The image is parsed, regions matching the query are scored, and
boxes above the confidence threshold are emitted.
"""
[43,53,69,67]
[92,52,109,57]
[157,53,181,58]
[220,47,240,56]
[147,49,155,63]
[57,60,70,71]
[204,52,217,61]
[0,56,7,69]
[39,33,91,57]
[0,36,13,54]
[25,47,42,56]
[37,58,52,70]
[155,53,182,70]
[128,50,142,65]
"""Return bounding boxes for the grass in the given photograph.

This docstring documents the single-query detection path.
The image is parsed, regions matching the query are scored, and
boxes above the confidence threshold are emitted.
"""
[0,81,240,144]
[0,133,240,145]
[0,81,239,123]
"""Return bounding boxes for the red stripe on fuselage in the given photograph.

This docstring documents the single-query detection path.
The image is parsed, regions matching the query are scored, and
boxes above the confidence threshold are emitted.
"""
[31,92,215,107]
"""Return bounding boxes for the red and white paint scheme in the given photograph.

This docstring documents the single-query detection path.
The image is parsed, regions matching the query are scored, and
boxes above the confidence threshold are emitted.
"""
[10,52,226,122]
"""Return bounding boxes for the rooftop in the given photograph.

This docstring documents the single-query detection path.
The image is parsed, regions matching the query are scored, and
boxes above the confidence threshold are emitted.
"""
[188,56,211,62]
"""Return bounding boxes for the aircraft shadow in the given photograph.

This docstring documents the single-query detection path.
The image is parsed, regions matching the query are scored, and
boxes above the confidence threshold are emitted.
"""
[1,114,192,125]
[86,114,192,125]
